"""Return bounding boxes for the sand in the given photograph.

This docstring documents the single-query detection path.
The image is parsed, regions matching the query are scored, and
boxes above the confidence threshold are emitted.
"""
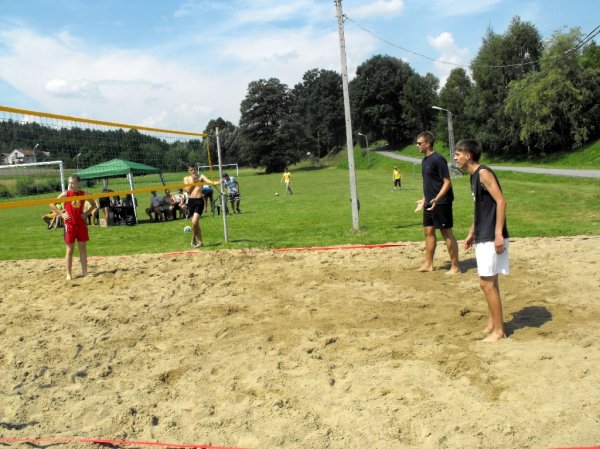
[1,236,599,449]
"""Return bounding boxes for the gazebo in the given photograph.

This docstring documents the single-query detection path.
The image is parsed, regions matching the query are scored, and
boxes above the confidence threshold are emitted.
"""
[76,159,165,222]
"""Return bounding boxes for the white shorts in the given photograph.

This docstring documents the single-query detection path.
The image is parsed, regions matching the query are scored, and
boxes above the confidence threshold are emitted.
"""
[475,238,510,277]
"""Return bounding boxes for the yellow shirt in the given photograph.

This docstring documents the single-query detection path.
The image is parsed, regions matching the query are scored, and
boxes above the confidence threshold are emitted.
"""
[393,169,402,180]
[282,172,292,183]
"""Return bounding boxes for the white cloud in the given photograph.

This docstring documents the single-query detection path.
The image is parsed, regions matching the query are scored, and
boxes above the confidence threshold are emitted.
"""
[44,78,103,100]
[427,32,469,86]
[349,0,405,18]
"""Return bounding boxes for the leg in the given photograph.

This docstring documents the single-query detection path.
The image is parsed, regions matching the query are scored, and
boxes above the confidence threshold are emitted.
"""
[191,212,202,247]
[419,226,436,272]
[479,275,506,341]
[65,242,75,280]
[440,227,461,274]
[78,241,88,277]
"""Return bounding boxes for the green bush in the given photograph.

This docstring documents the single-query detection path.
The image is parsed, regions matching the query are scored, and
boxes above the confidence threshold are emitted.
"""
[16,176,62,195]
[0,183,12,198]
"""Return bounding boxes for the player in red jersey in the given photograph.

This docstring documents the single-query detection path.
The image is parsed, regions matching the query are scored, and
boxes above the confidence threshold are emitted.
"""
[51,175,98,280]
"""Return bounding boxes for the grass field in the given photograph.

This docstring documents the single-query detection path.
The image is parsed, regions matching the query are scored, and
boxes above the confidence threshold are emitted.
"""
[1,147,599,261]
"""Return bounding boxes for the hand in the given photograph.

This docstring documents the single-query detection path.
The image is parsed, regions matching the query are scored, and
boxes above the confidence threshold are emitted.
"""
[414,199,424,212]
[426,199,436,211]
[464,234,474,251]
[495,235,505,254]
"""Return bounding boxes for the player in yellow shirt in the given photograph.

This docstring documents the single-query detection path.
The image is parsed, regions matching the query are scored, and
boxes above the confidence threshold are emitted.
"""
[393,166,402,191]
[281,167,293,195]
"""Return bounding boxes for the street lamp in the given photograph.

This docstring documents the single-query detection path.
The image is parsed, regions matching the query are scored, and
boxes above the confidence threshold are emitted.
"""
[432,106,455,167]
[357,132,370,166]
[32,143,39,163]
[74,152,82,170]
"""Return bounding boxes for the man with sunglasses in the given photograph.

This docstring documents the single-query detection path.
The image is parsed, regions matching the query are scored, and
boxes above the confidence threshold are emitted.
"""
[414,131,460,274]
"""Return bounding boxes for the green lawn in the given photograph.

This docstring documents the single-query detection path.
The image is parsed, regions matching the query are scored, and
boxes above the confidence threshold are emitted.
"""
[1,148,599,261]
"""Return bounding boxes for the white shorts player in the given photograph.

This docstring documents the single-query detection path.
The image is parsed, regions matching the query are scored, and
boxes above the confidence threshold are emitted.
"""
[475,238,510,277]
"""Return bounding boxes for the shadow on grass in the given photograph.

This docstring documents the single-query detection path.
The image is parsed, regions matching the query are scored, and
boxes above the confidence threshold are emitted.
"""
[504,306,553,337]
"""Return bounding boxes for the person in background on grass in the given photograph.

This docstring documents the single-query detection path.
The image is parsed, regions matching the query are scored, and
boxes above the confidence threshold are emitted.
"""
[222,173,241,214]
[50,174,98,281]
[184,164,220,248]
[454,139,509,342]
[414,131,460,274]
[281,167,293,195]
[392,166,402,191]
[145,190,164,221]
[202,183,215,214]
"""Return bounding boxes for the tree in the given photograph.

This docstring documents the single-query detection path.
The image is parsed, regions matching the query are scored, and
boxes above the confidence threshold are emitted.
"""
[467,17,543,156]
[203,118,240,165]
[505,28,600,154]
[436,68,473,141]
[349,55,416,145]
[238,78,306,173]
[400,72,439,139]
[293,68,345,156]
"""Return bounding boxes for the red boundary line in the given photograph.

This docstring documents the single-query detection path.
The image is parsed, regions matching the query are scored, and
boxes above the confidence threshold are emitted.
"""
[0,437,250,449]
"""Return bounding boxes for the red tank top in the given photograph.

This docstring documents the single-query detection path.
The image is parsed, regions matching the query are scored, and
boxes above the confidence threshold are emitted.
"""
[64,189,86,225]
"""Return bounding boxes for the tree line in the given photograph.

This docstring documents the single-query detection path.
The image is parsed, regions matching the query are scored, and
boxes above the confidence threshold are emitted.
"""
[2,18,598,174]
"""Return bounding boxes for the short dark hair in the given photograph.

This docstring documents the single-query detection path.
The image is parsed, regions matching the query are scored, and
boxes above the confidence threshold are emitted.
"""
[69,174,81,182]
[417,131,435,147]
[455,139,482,162]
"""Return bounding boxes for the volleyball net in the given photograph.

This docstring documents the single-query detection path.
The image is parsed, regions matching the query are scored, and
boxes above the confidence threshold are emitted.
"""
[0,105,220,211]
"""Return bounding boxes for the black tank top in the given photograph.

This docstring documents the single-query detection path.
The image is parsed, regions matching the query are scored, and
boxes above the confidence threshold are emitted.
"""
[471,165,509,243]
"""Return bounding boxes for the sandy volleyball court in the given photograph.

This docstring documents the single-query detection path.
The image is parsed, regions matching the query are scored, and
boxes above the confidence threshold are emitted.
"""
[1,236,599,449]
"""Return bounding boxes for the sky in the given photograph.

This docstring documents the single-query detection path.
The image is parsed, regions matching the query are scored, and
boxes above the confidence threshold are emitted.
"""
[0,0,598,133]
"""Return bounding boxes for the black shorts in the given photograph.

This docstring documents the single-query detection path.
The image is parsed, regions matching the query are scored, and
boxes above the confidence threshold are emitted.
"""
[229,192,240,201]
[188,197,205,216]
[394,179,401,187]
[423,202,453,229]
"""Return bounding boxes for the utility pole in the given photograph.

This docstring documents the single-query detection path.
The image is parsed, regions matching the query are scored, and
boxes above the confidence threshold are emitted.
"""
[432,106,455,167]
[334,0,360,231]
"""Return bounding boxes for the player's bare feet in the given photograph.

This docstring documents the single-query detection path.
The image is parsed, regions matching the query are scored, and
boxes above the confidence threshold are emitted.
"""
[192,241,203,248]
[66,274,72,281]
[483,331,506,342]
[445,266,461,275]
[418,265,433,272]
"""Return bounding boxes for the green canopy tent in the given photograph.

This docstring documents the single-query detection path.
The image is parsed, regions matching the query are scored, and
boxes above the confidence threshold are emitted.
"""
[76,159,165,223]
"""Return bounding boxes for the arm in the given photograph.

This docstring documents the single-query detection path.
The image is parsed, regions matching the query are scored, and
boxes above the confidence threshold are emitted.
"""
[480,169,507,254]
[50,192,68,218]
[464,224,475,251]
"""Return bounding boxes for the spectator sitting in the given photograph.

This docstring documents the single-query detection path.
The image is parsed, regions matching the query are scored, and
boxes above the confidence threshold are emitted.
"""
[172,188,188,219]
[145,191,164,221]
[42,205,64,229]
[163,189,176,220]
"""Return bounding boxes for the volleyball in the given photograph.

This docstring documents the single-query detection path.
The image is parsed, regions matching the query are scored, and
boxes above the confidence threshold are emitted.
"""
[183,226,191,233]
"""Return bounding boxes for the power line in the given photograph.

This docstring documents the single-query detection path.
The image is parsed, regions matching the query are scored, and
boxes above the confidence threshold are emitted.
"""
[345,15,599,70]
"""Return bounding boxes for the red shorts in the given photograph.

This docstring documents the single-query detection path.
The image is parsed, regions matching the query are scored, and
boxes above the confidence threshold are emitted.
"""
[64,220,89,244]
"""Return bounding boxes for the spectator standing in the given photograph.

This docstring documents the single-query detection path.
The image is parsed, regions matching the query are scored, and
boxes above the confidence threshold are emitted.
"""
[222,173,241,214]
